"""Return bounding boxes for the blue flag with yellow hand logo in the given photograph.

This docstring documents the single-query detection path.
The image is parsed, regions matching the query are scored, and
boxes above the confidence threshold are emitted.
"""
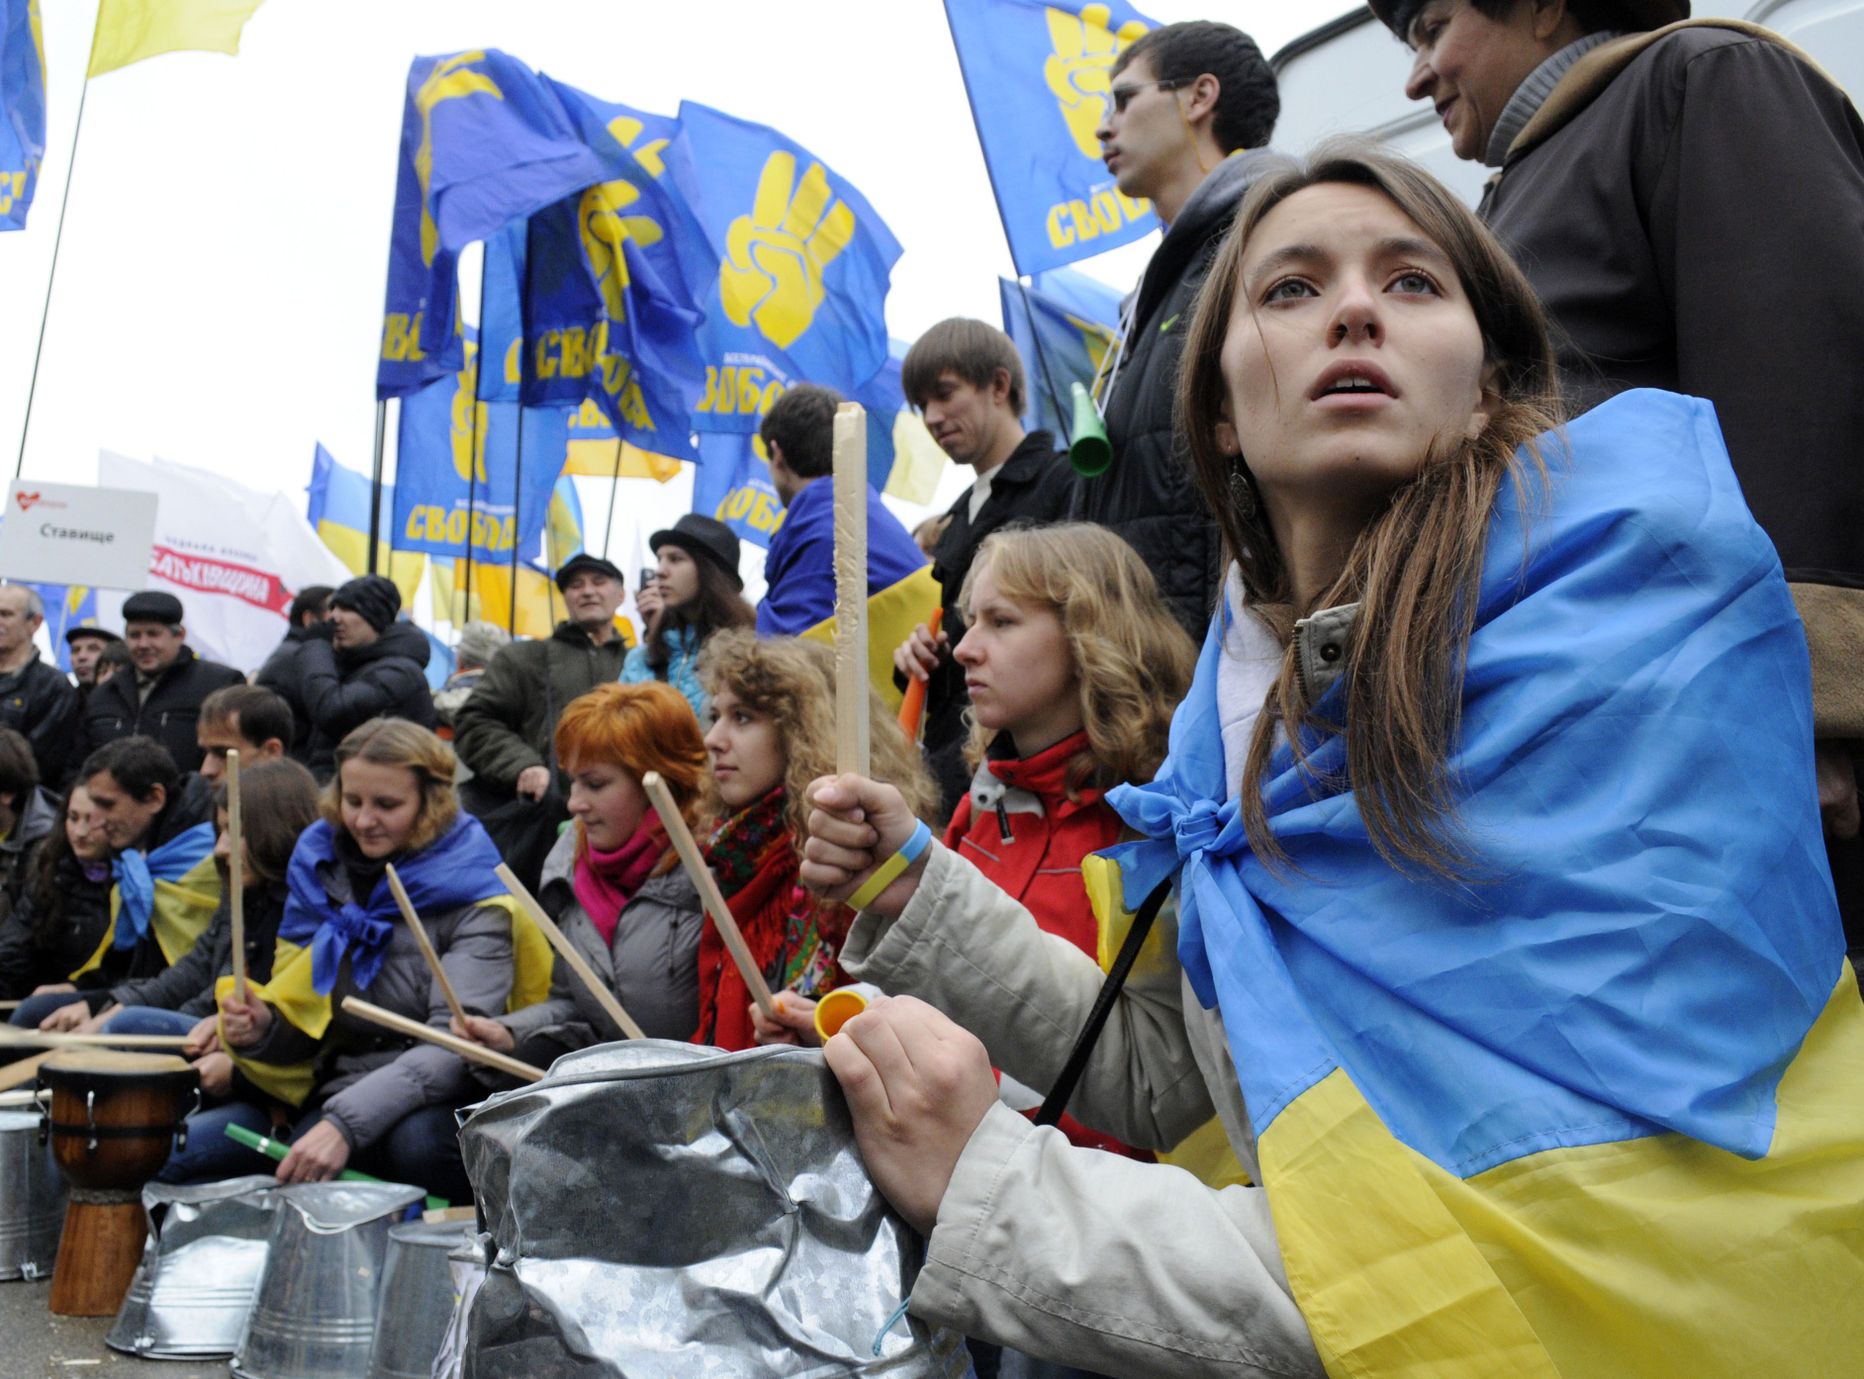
[392,328,569,565]
[999,267,1121,438]
[376,49,622,400]
[675,101,901,435]
[478,219,528,406]
[0,0,44,231]
[691,430,785,550]
[947,0,1160,274]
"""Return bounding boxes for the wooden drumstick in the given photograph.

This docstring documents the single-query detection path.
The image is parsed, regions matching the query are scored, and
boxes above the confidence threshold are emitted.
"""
[832,402,870,778]
[494,863,647,1041]
[0,1052,51,1092]
[0,1028,191,1051]
[341,996,542,1083]
[642,772,776,1021]
[227,748,248,1003]
[0,999,22,1011]
[384,864,469,1030]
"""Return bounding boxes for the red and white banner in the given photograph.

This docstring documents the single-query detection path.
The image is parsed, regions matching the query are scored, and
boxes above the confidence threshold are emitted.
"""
[97,453,350,672]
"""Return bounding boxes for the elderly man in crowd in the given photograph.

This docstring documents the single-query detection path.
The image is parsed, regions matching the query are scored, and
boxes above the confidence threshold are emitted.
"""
[76,591,242,776]
[0,584,80,785]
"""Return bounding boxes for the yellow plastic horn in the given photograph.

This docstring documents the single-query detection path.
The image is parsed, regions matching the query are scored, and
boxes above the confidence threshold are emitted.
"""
[1068,381,1112,476]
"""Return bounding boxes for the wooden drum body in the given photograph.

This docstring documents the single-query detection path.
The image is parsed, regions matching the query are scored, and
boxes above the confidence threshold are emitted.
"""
[37,1051,199,1316]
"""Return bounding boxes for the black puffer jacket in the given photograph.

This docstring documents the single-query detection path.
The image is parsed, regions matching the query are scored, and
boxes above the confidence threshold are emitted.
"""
[0,651,80,785]
[0,785,58,930]
[0,847,112,999]
[255,624,325,761]
[1071,150,1285,637]
[107,878,286,1019]
[919,431,1075,817]
[297,622,436,779]
[77,646,244,776]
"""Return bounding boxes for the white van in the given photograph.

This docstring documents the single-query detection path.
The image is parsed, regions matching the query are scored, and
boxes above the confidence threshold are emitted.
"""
[1270,1,1864,203]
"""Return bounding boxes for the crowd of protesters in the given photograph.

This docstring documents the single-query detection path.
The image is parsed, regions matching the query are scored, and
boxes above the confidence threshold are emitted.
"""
[0,5,1860,1375]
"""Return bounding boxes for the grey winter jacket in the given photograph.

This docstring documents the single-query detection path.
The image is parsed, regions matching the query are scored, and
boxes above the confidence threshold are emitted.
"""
[496,827,703,1062]
[242,859,513,1152]
[1071,150,1285,638]
[840,841,1323,1379]
[0,785,59,925]
[452,622,629,796]
[296,621,437,779]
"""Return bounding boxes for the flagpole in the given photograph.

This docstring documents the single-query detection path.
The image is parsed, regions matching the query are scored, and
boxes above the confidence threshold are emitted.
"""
[600,435,623,561]
[463,256,488,622]
[1015,279,1073,444]
[506,404,523,637]
[14,10,101,481]
[367,399,387,574]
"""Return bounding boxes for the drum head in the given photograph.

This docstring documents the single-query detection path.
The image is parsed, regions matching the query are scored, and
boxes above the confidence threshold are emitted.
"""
[40,1050,195,1091]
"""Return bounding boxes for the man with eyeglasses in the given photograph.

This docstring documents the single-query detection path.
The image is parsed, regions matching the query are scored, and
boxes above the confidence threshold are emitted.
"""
[1074,20,1285,638]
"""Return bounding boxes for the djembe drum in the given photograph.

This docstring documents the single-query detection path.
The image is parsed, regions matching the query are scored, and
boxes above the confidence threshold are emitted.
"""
[37,1050,199,1316]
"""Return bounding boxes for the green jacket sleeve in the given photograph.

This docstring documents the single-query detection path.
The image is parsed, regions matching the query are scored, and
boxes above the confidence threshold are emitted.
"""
[452,644,545,793]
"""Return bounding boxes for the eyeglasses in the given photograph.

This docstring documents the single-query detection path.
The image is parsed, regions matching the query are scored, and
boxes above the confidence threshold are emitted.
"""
[1108,77,1190,114]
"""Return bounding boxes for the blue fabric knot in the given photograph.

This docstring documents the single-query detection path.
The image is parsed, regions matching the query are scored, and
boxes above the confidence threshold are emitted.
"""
[311,904,395,994]
[1171,798,1226,860]
[109,821,216,951]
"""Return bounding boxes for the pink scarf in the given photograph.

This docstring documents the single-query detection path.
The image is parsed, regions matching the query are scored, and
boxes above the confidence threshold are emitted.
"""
[571,811,667,946]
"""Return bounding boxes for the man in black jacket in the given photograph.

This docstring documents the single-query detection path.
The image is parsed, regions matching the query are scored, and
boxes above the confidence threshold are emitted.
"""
[1074,21,1284,637]
[896,319,1076,817]
[295,575,435,780]
[0,584,79,785]
[76,591,243,776]
[255,583,332,761]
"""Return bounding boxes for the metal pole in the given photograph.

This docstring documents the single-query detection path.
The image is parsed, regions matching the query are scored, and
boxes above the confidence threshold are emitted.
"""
[367,399,387,574]
[600,435,623,561]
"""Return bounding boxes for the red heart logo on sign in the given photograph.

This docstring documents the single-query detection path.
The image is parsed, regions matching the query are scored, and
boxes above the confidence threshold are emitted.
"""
[15,492,41,511]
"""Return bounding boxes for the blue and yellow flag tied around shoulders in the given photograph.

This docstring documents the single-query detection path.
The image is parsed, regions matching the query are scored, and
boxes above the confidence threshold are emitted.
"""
[945,0,1160,274]
[1095,390,1864,1377]
[0,0,45,231]
[222,813,551,1105]
[74,821,220,977]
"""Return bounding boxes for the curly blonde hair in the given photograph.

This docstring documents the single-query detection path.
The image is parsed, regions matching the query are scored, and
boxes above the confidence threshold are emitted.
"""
[959,523,1197,796]
[696,630,938,849]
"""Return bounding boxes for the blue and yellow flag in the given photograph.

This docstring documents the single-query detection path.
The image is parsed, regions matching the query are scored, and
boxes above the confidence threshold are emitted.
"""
[999,267,1120,438]
[691,430,785,551]
[306,443,426,606]
[946,0,1159,273]
[376,49,621,400]
[676,100,902,436]
[1097,390,1864,1377]
[391,329,569,567]
[87,0,265,78]
[518,81,712,457]
[0,0,43,231]
[23,581,99,672]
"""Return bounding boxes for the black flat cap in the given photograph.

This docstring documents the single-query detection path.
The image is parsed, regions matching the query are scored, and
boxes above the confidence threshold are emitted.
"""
[554,553,626,590]
[121,591,184,626]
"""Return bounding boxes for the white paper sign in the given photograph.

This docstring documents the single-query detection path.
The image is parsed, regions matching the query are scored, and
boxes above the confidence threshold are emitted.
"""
[0,480,158,589]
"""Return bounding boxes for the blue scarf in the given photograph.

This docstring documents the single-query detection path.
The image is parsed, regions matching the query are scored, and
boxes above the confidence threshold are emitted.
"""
[112,821,216,950]
[280,812,507,994]
[1103,390,1842,1175]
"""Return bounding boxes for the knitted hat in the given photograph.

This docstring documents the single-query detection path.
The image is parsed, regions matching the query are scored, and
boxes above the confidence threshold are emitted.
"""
[329,575,401,633]
[1367,0,1686,39]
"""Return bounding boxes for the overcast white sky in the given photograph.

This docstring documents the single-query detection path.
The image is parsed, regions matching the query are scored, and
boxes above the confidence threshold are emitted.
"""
[0,0,1354,569]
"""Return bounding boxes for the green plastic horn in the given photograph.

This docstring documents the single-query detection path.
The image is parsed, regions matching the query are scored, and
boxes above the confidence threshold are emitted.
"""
[1068,381,1112,477]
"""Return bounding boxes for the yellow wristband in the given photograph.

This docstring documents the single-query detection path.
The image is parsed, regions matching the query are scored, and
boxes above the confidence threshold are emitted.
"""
[847,820,933,911]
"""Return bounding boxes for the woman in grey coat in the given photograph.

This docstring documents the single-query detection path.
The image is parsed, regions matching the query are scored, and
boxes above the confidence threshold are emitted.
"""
[456,682,709,1070]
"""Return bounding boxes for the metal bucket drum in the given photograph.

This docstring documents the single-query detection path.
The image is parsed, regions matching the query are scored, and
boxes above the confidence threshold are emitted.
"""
[107,1175,280,1358]
[231,1180,425,1379]
[366,1221,476,1379]
[37,1049,199,1315]
[458,1039,971,1377]
[431,1240,490,1379]
[0,1106,64,1279]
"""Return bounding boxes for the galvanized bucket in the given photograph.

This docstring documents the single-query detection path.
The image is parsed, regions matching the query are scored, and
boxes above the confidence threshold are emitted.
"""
[232,1180,425,1379]
[366,1220,476,1379]
[430,1239,490,1379]
[459,1039,971,1377]
[107,1174,280,1358]
[0,1107,63,1280]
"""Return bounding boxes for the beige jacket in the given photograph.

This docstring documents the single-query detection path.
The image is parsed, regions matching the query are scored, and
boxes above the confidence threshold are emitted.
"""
[839,840,1323,1379]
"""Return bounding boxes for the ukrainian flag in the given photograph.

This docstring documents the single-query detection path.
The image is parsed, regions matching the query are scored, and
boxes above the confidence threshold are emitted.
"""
[801,566,941,715]
[1099,390,1864,1376]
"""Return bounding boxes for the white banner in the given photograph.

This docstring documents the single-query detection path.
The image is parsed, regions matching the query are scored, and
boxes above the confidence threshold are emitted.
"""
[0,480,157,588]
[97,453,351,673]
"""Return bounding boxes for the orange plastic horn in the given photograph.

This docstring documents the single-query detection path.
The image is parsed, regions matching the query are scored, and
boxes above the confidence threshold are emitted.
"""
[896,607,943,740]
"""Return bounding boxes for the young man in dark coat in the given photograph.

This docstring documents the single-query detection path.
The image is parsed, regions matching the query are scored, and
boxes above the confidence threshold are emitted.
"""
[295,575,435,780]
[255,583,333,761]
[453,553,631,805]
[0,584,79,786]
[896,319,1076,818]
[1379,0,1864,963]
[1071,21,1284,638]
[76,591,243,776]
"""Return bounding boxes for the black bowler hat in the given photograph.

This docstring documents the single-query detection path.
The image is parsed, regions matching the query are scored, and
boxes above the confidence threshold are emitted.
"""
[121,590,185,626]
[650,514,743,591]
[554,552,626,591]
[1368,0,1686,37]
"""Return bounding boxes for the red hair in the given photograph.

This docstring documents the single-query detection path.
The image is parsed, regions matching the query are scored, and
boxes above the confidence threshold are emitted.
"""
[554,682,708,837]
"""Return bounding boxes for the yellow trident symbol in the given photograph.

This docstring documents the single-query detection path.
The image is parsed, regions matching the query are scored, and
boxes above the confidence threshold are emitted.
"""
[415,52,503,267]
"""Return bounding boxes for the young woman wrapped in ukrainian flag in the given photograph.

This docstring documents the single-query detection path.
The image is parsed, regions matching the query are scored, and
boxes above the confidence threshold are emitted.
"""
[798,143,1864,1379]
[166,719,548,1204]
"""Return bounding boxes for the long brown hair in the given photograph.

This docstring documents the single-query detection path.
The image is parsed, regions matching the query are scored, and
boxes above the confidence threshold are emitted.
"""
[959,523,1196,795]
[1177,141,1563,876]
[695,630,939,852]
[646,552,755,675]
[215,759,319,885]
